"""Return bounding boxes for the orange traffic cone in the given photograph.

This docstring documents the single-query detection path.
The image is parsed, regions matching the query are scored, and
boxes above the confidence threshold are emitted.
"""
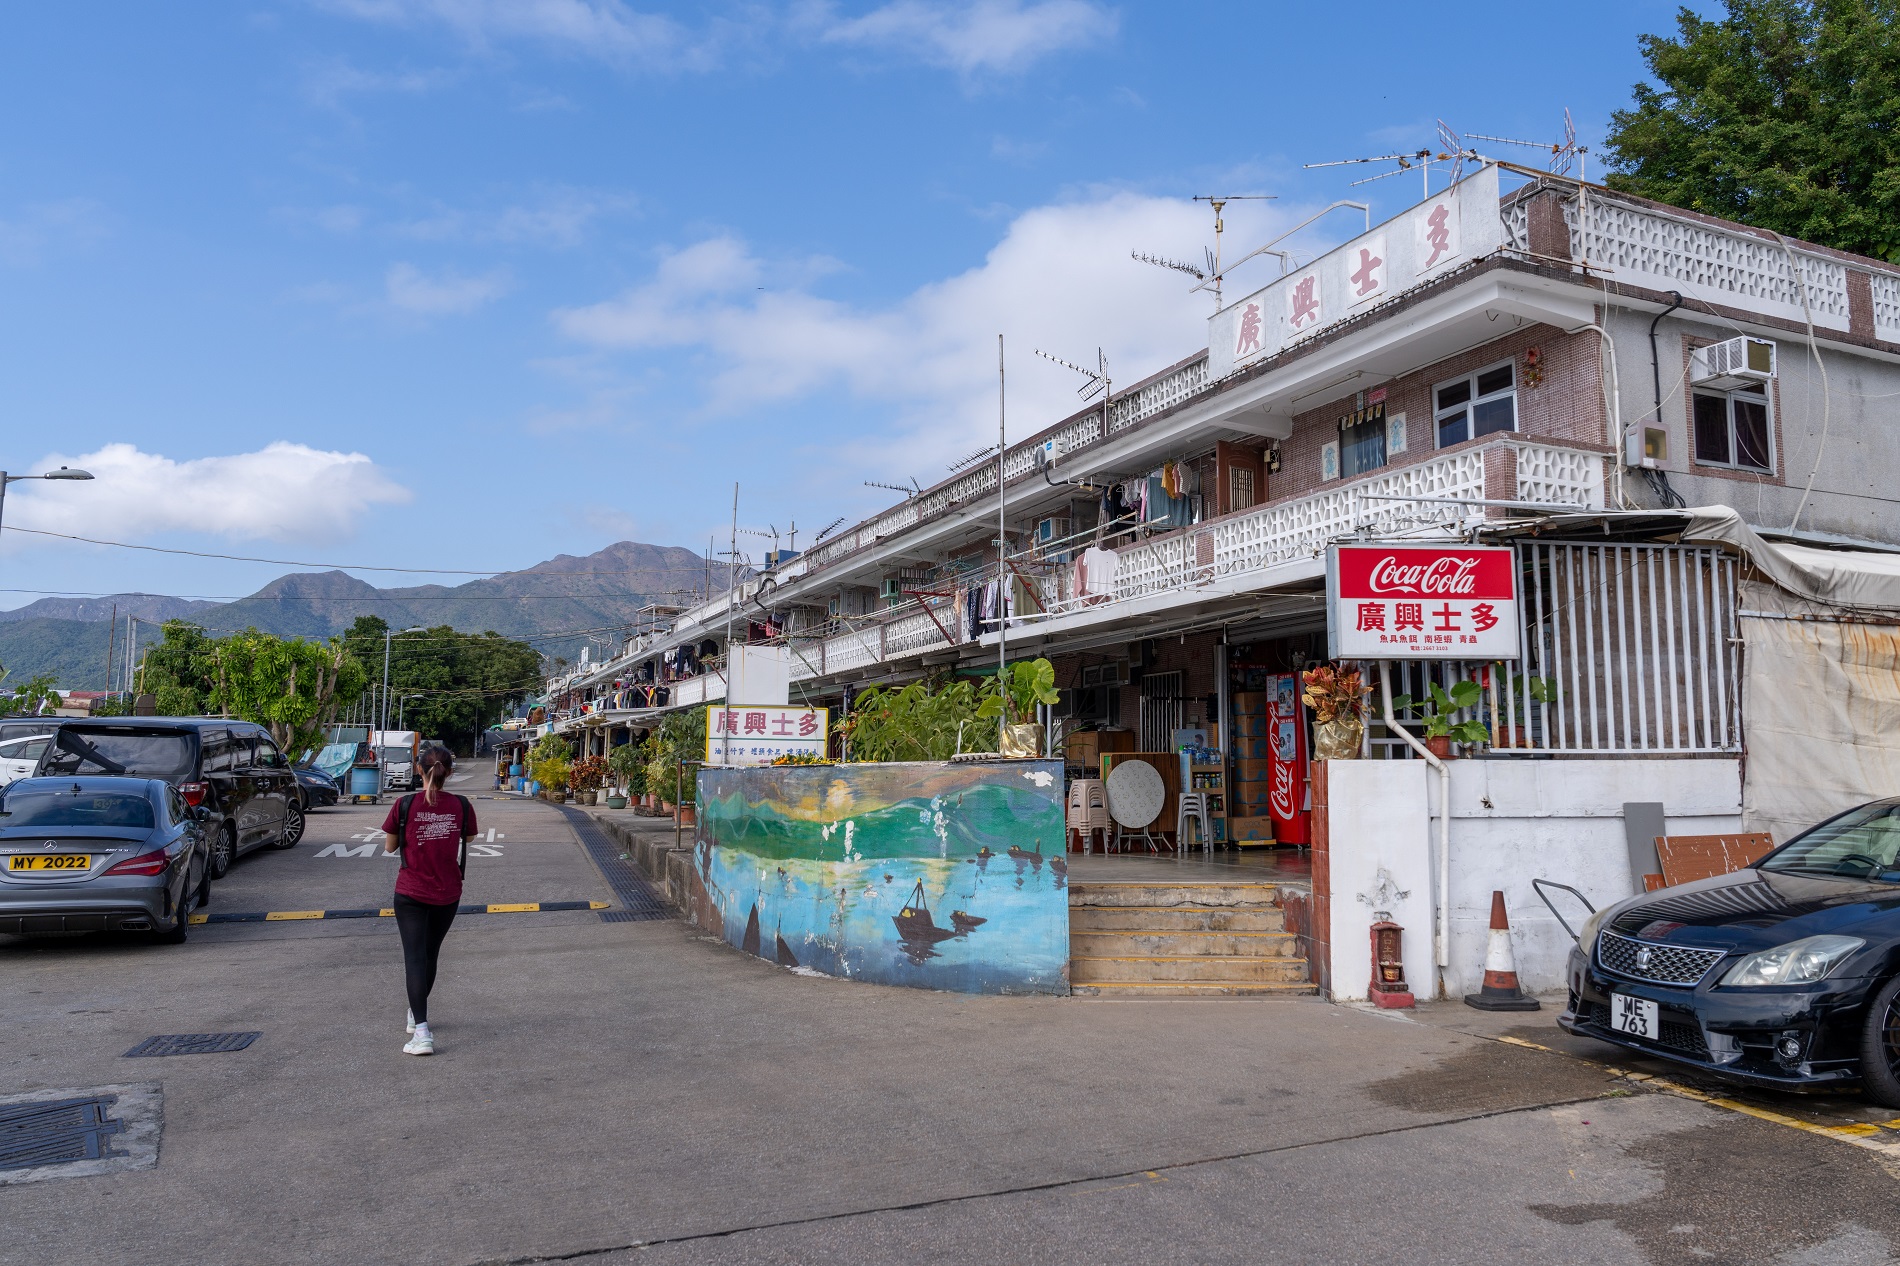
[1463,890,1541,1011]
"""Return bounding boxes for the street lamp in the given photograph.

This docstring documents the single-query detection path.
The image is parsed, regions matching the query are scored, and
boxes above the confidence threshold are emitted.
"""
[380,626,426,733]
[397,694,423,730]
[0,466,94,539]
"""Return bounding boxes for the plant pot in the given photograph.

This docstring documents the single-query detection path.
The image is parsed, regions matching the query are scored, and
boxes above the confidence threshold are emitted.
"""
[677,804,697,827]
[605,794,628,809]
[1425,735,1455,761]
[661,801,675,814]
[578,790,597,806]
[1313,715,1364,760]
[1501,725,1529,750]
[1000,722,1044,758]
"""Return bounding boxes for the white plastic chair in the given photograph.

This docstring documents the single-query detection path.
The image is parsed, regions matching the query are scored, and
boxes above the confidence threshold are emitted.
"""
[1176,792,1210,856]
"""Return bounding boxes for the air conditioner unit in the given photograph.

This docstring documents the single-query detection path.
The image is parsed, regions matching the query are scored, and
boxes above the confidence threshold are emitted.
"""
[1691,337,1776,391]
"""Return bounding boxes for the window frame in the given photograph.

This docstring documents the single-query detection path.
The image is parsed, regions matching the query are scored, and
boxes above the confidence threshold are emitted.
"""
[1689,383,1775,474]
[1432,359,1519,449]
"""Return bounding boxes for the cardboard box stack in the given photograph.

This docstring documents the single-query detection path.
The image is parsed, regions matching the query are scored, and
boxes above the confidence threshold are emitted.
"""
[1227,692,1276,844]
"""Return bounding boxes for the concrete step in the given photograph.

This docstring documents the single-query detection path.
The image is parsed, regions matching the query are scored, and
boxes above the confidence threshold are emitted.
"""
[1069,905,1286,934]
[1069,930,1297,958]
[1067,882,1287,909]
[1071,981,1318,998]
[1069,954,1311,985]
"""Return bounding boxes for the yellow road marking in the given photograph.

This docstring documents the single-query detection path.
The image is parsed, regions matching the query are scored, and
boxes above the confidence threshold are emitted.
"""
[486,902,538,913]
[590,901,609,910]
[380,908,394,916]
[265,910,325,921]
[188,913,209,925]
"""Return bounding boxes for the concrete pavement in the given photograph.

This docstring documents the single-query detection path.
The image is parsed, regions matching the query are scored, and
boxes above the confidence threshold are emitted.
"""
[4,797,1900,1265]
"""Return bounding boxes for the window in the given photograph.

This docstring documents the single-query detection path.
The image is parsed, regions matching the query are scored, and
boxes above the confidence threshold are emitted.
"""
[1691,384,1773,472]
[40,730,197,781]
[1340,406,1388,477]
[1435,362,1516,447]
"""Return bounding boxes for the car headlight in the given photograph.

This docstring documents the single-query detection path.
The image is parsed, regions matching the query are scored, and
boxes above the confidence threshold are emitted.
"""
[1719,935,1865,987]
[1577,907,1609,955]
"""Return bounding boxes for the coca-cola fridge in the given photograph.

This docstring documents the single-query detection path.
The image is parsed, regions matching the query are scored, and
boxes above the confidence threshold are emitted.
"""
[1267,673,1311,846]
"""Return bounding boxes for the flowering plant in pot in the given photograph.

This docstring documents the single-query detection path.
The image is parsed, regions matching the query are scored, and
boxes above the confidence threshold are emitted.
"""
[569,755,609,805]
[1392,679,1490,759]
[1300,662,1369,759]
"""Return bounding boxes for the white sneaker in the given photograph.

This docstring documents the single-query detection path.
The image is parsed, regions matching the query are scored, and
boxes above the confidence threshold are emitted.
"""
[403,1023,434,1056]
[405,1008,416,1035]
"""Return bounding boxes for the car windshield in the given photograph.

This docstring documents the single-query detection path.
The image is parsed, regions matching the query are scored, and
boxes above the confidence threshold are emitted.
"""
[379,748,411,765]
[1759,802,1900,881]
[40,731,196,781]
[1,789,155,829]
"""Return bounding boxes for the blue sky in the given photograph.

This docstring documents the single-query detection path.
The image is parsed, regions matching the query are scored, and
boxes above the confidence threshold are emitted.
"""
[0,0,1714,612]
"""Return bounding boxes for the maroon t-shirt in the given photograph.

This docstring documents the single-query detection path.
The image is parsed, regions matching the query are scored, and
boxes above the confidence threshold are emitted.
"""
[382,793,476,906]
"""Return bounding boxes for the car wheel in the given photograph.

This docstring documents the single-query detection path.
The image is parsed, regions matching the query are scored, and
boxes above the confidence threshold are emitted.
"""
[207,825,235,880]
[154,891,190,945]
[1859,975,1900,1108]
[275,801,305,849]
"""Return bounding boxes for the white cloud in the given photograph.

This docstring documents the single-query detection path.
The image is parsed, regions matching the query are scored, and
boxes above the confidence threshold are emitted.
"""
[285,188,634,248]
[3,443,411,547]
[385,261,511,313]
[553,191,1288,473]
[819,0,1114,73]
[0,199,110,267]
[302,59,453,108]
[314,0,695,67]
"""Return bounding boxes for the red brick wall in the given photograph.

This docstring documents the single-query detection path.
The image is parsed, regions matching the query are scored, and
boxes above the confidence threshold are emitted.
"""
[1268,324,1607,505]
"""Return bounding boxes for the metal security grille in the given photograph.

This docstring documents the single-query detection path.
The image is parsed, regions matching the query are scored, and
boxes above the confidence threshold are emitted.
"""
[556,806,671,921]
[0,1096,126,1171]
[1139,671,1184,752]
[123,1032,260,1058]
[1597,931,1726,986]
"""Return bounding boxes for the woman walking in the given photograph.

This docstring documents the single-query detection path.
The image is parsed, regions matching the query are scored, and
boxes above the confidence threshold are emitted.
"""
[382,746,477,1056]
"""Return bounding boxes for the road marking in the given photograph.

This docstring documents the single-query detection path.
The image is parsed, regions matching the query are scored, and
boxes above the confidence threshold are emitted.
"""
[315,841,381,859]
[188,901,609,925]
[469,843,504,857]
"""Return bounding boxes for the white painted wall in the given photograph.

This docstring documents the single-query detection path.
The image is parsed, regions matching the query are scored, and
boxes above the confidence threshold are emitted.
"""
[1326,757,1742,1002]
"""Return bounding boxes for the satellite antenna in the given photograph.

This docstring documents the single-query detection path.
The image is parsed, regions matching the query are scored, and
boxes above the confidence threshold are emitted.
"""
[812,515,847,544]
[864,478,921,497]
[948,444,997,473]
[1466,108,1588,182]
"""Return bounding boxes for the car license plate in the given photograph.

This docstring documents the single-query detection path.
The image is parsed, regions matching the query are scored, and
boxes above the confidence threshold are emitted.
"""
[7,854,93,872]
[1610,993,1660,1040]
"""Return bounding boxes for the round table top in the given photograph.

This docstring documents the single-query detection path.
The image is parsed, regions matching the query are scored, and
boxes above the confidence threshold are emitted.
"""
[1105,759,1165,828]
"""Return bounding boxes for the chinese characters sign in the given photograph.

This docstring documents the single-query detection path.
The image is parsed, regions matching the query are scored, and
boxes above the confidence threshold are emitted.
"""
[705,705,829,766]
[1327,545,1518,659]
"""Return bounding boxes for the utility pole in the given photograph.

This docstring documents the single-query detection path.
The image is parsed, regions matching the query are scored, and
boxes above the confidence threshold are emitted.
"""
[997,333,1007,748]
[105,602,117,702]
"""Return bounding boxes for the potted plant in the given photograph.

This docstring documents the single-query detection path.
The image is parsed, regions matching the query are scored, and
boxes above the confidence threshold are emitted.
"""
[1301,662,1369,759]
[1393,679,1490,759]
[569,755,609,806]
[976,658,1060,758]
[1492,671,1558,749]
[608,742,645,808]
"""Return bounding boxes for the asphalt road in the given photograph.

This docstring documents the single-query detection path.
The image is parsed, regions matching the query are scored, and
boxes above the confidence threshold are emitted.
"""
[4,797,1900,1265]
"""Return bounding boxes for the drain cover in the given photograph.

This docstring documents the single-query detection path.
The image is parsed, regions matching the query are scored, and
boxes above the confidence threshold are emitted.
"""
[123,1031,260,1058]
[0,1085,161,1186]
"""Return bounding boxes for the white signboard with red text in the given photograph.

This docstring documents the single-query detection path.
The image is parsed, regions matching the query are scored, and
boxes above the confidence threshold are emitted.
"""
[705,705,829,767]
[1327,544,1519,660]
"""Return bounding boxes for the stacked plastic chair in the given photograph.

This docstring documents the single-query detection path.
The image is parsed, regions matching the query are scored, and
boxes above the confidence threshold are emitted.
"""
[1066,778,1111,854]
[1176,792,1211,856]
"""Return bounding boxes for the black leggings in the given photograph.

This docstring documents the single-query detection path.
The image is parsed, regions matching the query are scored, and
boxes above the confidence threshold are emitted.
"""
[394,894,458,1024]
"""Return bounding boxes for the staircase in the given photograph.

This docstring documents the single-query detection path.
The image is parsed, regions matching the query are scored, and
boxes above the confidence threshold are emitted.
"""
[1068,882,1314,997]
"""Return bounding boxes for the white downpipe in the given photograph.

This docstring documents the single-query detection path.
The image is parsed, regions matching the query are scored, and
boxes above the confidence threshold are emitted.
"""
[1378,660,1452,983]
[1570,320,1628,509]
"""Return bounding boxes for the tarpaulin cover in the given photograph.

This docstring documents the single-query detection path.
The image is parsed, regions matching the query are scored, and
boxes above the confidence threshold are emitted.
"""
[1683,506,1900,613]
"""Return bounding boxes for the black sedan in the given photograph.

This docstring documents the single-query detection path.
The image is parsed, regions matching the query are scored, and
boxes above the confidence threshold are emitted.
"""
[0,776,209,942]
[294,765,340,810]
[1562,798,1900,1105]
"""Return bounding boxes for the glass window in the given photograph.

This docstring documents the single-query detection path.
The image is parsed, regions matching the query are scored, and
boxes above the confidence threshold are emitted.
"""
[1,788,156,829]
[40,730,197,781]
[1340,408,1387,477]
[200,732,233,774]
[1691,387,1774,473]
[254,737,283,768]
[1435,363,1516,447]
[1759,801,1900,881]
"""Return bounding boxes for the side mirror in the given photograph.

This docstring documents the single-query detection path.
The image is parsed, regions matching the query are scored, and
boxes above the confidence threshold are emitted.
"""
[191,806,211,822]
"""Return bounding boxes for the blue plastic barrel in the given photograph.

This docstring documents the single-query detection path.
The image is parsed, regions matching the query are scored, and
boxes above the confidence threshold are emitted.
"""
[350,766,379,798]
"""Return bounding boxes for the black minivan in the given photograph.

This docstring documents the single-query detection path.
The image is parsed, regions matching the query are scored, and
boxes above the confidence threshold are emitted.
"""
[35,718,305,879]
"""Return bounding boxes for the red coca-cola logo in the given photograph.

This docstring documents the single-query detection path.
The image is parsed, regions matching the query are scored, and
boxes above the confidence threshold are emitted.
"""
[1337,546,1514,601]
[1270,759,1295,819]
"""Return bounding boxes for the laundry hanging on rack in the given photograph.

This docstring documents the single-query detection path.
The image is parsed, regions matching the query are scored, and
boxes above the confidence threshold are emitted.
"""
[1077,546,1119,604]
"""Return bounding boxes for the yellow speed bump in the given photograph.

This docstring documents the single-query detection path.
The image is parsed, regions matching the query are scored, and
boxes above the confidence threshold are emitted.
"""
[265,910,326,921]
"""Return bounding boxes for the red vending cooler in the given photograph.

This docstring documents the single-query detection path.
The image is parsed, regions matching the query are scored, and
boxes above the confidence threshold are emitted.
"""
[1267,673,1311,846]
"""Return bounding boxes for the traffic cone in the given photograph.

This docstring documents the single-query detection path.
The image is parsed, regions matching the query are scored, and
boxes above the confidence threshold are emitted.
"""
[1463,890,1541,1011]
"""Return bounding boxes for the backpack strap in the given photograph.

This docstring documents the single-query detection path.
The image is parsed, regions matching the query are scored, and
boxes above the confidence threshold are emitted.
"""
[455,794,474,878]
[394,793,416,869]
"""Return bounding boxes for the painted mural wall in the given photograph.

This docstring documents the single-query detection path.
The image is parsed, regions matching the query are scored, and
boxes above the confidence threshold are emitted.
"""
[692,760,1070,994]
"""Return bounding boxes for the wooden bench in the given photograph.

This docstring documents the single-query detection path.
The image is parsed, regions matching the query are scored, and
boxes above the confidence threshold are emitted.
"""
[1642,832,1777,892]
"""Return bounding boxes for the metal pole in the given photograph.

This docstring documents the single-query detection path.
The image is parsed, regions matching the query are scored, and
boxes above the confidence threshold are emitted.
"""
[723,483,738,767]
[380,628,392,733]
[997,334,1007,747]
[105,602,117,699]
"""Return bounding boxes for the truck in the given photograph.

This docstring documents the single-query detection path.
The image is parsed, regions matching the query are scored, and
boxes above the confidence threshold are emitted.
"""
[372,730,420,792]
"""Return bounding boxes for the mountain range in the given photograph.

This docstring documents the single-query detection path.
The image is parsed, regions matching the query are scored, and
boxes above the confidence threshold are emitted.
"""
[0,540,724,690]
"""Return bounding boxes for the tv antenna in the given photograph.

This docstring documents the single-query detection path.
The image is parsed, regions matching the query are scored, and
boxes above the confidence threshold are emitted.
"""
[1467,108,1588,182]
[740,522,796,556]
[1306,121,1488,200]
[1130,250,1205,281]
[864,478,921,498]
[948,444,997,473]
[1035,347,1111,474]
[812,515,847,543]
[1189,194,1275,308]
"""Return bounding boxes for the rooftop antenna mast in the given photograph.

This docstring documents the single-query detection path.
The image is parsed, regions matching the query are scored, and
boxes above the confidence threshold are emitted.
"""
[812,515,847,544]
[1467,108,1588,182]
[1190,194,1275,308]
[1036,347,1110,473]
[864,477,922,498]
[1306,121,1486,201]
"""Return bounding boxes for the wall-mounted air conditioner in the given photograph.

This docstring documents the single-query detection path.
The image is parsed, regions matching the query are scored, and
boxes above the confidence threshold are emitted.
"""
[1690,337,1775,391]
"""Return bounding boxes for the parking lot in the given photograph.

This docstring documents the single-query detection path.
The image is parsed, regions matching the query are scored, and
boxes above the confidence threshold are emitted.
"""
[7,795,1900,1265]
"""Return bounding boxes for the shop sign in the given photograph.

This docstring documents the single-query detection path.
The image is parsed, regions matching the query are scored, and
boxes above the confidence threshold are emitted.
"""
[704,705,829,766]
[1326,545,1518,659]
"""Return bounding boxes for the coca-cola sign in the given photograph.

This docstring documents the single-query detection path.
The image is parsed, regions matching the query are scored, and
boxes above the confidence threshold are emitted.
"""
[1328,545,1519,660]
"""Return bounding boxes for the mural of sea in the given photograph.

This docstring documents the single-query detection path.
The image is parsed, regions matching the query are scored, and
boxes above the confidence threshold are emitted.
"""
[693,760,1070,994]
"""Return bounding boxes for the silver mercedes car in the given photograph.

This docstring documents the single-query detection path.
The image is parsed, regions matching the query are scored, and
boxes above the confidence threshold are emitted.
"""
[0,776,209,942]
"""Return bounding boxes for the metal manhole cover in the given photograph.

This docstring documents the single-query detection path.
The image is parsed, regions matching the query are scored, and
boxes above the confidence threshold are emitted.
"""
[123,1031,261,1058]
[0,1085,161,1185]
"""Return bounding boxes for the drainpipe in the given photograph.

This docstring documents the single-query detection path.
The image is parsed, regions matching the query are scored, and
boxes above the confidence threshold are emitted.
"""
[1379,660,1452,986]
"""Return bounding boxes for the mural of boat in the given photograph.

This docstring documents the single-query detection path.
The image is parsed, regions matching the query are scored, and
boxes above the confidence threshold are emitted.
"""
[892,880,958,945]
[949,910,986,934]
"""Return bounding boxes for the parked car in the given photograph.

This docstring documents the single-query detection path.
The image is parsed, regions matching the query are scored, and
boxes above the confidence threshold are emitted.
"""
[0,733,51,787]
[293,763,340,810]
[1563,798,1900,1105]
[0,720,57,744]
[34,718,305,880]
[0,776,208,942]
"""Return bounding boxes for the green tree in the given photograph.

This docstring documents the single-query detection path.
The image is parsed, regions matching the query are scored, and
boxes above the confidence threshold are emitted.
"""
[138,621,367,752]
[345,616,544,754]
[1605,1,1900,260]
[1,669,61,715]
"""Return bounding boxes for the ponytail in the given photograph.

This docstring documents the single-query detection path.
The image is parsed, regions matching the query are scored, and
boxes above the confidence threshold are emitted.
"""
[417,747,454,808]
